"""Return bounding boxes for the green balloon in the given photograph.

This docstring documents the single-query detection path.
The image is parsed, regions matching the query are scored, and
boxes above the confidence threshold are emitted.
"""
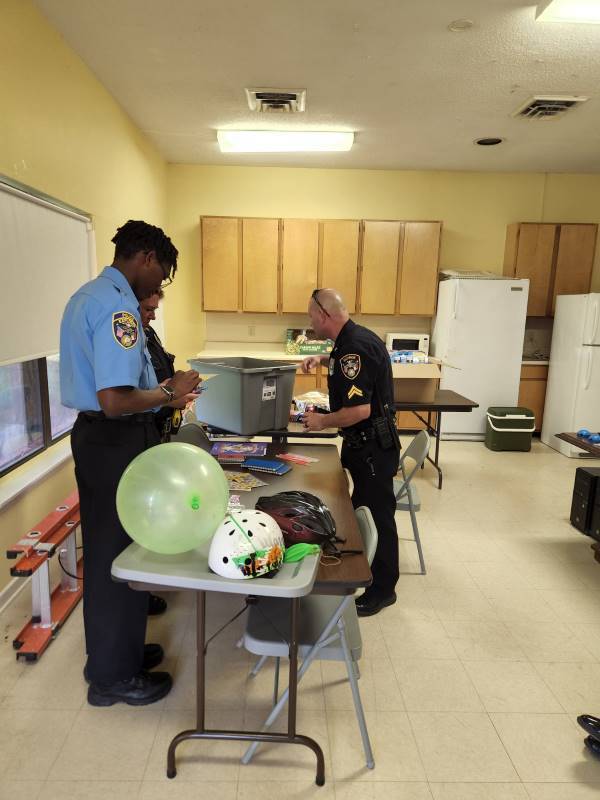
[116,442,229,554]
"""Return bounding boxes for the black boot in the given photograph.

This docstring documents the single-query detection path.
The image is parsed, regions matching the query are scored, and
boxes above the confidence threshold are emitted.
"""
[88,670,172,707]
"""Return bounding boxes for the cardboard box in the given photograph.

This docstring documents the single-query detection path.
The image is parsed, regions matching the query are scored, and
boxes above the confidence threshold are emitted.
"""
[391,360,441,403]
[285,328,333,355]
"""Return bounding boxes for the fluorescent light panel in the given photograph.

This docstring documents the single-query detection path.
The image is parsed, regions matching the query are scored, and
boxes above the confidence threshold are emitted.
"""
[217,130,354,153]
[537,0,600,23]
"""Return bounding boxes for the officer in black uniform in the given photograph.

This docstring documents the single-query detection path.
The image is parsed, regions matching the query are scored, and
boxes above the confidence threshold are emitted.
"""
[60,220,200,706]
[302,289,400,616]
[139,289,182,444]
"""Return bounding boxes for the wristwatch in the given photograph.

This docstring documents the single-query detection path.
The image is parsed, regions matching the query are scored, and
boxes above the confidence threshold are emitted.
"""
[159,384,175,403]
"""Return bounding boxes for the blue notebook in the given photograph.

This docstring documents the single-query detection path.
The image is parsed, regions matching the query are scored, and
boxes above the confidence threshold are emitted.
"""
[244,458,292,476]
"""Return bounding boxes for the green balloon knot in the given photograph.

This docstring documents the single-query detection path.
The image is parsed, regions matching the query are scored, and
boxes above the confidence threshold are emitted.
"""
[190,494,201,510]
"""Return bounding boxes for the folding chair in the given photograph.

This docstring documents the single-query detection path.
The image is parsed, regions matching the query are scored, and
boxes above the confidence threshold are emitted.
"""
[393,430,430,575]
[240,506,378,769]
[171,421,213,452]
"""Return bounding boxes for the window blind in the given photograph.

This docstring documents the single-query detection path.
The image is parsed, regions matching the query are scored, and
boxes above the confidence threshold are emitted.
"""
[0,180,95,367]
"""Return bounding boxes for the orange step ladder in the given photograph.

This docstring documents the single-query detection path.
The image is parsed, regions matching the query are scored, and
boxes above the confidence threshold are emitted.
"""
[7,490,83,662]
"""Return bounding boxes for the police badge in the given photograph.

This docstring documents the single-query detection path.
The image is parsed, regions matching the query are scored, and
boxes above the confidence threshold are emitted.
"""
[340,353,361,379]
[112,311,139,349]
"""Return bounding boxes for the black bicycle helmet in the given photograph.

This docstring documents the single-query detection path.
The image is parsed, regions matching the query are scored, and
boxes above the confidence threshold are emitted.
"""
[255,491,340,550]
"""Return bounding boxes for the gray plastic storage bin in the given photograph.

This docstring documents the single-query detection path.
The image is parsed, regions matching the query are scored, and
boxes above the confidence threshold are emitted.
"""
[188,357,298,435]
[485,406,535,452]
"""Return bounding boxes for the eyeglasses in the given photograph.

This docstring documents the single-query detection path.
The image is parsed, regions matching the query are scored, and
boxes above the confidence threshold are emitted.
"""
[311,289,330,317]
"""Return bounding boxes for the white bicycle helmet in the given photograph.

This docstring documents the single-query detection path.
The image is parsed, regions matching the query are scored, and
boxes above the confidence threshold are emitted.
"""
[208,510,285,579]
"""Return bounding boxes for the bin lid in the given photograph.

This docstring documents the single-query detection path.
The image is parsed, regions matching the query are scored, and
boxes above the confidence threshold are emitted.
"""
[189,357,298,373]
[487,406,534,418]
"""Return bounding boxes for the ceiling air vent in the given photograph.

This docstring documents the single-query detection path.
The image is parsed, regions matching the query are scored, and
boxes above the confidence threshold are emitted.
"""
[513,95,588,119]
[245,88,306,113]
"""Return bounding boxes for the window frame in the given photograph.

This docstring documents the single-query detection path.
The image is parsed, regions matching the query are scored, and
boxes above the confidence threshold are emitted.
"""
[0,356,73,479]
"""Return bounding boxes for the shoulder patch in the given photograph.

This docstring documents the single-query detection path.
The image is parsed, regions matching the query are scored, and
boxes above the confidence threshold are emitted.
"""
[112,311,139,349]
[347,385,364,400]
[340,353,361,379]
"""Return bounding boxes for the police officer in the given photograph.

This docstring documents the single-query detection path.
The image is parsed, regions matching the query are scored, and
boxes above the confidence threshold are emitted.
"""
[139,289,181,444]
[60,220,200,706]
[301,288,400,617]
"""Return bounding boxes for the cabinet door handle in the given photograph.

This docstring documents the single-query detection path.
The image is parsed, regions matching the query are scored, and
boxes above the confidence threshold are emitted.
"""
[590,301,599,344]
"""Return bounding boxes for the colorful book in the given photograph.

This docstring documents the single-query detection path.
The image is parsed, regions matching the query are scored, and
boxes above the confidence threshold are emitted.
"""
[244,458,292,476]
[211,442,268,463]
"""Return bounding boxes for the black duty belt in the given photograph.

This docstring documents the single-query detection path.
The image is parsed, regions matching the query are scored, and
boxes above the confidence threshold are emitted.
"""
[80,411,155,424]
[340,426,376,449]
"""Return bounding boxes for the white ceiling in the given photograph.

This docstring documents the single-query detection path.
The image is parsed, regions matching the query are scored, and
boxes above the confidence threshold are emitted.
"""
[35,0,600,172]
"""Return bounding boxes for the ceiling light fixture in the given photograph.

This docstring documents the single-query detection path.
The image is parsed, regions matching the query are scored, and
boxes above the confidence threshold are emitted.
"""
[475,137,504,146]
[217,130,354,153]
[536,0,600,23]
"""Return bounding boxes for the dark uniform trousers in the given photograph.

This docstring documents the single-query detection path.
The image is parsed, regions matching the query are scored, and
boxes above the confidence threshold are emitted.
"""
[71,413,160,685]
[342,438,400,598]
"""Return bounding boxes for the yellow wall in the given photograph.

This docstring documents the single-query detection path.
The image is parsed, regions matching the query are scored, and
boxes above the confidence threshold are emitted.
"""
[167,165,600,362]
[0,0,167,592]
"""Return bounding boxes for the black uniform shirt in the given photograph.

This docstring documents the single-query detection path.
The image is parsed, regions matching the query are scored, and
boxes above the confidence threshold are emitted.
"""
[327,319,394,432]
[145,325,175,421]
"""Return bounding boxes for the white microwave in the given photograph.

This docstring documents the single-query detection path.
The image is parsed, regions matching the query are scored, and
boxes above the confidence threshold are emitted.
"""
[385,332,430,355]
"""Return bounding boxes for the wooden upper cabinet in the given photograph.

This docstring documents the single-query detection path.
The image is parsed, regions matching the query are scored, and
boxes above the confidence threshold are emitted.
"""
[397,222,441,316]
[504,223,557,316]
[201,217,240,311]
[320,220,360,313]
[552,224,597,313]
[359,221,401,314]
[242,218,279,312]
[281,219,319,313]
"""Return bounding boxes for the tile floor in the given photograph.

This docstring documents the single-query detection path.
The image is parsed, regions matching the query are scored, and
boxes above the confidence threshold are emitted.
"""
[1,439,600,799]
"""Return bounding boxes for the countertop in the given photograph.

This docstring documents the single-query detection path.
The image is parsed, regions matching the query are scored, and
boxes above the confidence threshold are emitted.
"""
[192,347,550,367]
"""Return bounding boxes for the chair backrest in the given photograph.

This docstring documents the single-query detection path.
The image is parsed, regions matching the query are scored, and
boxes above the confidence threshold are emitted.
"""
[171,422,213,452]
[395,430,430,498]
[354,506,378,566]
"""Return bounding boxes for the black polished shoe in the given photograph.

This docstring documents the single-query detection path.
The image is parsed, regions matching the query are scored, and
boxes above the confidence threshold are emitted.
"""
[356,592,397,617]
[148,594,167,616]
[584,735,600,757]
[87,669,172,707]
[83,643,164,684]
[577,714,600,740]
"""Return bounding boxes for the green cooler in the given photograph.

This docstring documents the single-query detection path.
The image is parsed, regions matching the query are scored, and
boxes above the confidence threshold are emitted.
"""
[485,407,535,452]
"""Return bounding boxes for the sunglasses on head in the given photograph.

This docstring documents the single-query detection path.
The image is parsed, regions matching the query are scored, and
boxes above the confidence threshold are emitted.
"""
[311,289,330,317]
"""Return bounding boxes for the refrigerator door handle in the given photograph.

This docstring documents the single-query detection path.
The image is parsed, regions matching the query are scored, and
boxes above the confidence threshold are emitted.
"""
[590,300,599,344]
[452,283,460,320]
[584,348,593,390]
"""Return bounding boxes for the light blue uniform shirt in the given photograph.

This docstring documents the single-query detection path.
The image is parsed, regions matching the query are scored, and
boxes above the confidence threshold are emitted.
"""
[60,266,158,412]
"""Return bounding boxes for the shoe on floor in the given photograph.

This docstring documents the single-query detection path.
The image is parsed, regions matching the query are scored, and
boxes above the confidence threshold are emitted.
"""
[83,643,164,684]
[578,715,600,739]
[87,669,172,707]
[148,594,167,616]
[584,735,600,757]
[355,592,397,617]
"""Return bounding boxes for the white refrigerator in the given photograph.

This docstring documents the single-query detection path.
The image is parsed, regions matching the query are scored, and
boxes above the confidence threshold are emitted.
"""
[541,293,600,457]
[431,276,529,440]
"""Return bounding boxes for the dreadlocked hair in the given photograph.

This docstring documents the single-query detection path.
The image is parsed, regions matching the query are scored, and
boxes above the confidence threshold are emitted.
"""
[111,220,178,276]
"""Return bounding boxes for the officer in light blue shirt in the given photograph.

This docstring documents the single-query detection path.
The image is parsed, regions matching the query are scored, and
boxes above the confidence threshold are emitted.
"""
[60,265,158,411]
[60,220,200,708]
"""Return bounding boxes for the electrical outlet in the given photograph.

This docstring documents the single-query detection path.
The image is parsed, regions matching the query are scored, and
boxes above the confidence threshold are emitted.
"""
[248,325,256,337]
